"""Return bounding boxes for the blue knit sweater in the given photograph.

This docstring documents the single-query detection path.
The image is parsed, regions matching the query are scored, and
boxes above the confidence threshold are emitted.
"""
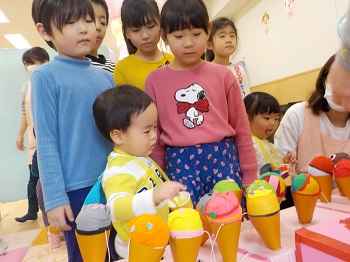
[32,56,114,211]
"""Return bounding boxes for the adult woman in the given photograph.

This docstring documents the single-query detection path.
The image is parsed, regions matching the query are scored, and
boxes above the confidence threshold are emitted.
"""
[275,55,350,172]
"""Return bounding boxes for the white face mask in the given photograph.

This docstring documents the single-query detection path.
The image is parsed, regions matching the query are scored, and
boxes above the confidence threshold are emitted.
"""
[324,83,347,112]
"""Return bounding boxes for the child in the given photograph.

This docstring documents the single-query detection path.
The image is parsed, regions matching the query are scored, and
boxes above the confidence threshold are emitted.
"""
[207,17,250,97]
[244,92,285,171]
[86,0,115,73]
[31,0,114,261]
[114,0,173,89]
[206,17,238,66]
[244,92,295,208]
[15,47,49,223]
[93,85,184,258]
[145,0,257,205]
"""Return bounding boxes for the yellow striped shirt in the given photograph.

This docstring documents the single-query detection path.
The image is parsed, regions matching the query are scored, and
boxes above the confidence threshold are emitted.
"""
[102,148,169,241]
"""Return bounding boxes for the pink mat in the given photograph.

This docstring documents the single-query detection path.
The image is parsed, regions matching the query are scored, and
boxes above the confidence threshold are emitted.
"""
[0,247,28,262]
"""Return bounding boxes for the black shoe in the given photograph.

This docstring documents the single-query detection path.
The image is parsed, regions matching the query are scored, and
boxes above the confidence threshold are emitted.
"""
[15,213,37,223]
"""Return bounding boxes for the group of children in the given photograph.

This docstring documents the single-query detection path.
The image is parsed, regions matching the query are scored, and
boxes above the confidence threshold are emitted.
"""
[27,0,297,260]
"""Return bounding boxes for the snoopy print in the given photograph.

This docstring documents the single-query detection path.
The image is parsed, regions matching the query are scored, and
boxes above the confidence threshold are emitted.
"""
[175,83,209,129]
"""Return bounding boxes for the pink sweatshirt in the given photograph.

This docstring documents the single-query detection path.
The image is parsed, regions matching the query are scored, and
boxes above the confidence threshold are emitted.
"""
[145,62,257,184]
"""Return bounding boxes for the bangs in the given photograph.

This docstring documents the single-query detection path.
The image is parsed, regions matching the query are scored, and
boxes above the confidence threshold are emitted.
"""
[244,92,280,119]
[161,0,209,34]
[255,103,281,115]
[51,0,95,31]
[121,0,160,29]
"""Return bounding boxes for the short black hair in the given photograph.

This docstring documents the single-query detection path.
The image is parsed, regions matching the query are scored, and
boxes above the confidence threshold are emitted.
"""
[307,55,335,115]
[91,0,109,25]
[121,0,160,54]
[93,85,153,142]
[206,17,238,61]
[32,0,95,49]
[22,47,50,65]
[160,0,209,35]
[244,92,281,120]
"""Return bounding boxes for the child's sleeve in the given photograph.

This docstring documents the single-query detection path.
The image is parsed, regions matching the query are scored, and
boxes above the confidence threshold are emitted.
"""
[145,76,166,169]
[102,168,157,222]
[113,61,126,86]
[31,71,69,211]
[226,73,258,185]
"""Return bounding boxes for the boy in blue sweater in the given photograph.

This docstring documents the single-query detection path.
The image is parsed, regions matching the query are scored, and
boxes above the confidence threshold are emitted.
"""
[31,0,114,260]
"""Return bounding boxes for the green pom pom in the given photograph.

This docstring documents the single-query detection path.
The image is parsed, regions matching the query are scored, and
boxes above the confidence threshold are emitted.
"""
[146,223,153,231]
[209,212,217,219]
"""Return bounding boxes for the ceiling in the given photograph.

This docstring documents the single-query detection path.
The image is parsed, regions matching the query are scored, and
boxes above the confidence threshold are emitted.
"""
[0,0,258,51]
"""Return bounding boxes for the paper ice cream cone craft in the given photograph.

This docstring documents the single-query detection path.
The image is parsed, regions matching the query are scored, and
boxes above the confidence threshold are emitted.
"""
[168,208,203,262]
[259,172,286,203]
[205,192,242,262]
[168,191,193,210]
[291,173,320,224]
[196,193,212,245]
[246,180,281,250]
[333,159,350,198]
[75,204,111,262]
[128,215,169,262]
[308,155,334,202]
[213,179,242,201]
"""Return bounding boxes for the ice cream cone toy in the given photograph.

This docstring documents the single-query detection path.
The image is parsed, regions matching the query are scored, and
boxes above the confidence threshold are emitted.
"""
[196,193,212,245]
[75,177,111,262]
[75,204,111,262]
[213,179,242,201]
[168,208,203,262]
[205,192,242,262]
[307,155,334,202]
[291,173,320,224]
[128,214,169,262]
[259,172,286,203]
[333,159,350,198]
[168,191,193,210]
[246,180,281,250]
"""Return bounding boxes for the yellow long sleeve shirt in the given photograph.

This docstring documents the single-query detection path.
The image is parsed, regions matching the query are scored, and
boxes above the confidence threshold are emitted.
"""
[113,53,173,90]
[102,148,169,241]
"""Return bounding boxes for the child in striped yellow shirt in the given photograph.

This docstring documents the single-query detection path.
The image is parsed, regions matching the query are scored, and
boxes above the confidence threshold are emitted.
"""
[93,85,184,258]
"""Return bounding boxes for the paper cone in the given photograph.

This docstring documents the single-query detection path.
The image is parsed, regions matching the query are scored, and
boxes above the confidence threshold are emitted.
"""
[129,240,165,262]
[170,235,202,262]
[199,212,210,246]
[209,221,241,262]
[292,193,318,224]
[249,212,281,250]
[312,175,332,202]
[76,230,109,262]
[335,176,350,198]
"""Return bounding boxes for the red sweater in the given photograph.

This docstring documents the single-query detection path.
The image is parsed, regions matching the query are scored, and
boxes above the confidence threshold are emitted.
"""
[145,61,257,185]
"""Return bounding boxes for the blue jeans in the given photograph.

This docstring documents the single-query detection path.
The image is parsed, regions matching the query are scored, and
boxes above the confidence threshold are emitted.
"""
[63,187,91,262]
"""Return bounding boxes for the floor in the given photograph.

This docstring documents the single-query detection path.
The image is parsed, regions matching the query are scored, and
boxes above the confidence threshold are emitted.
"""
[0,200,67,261]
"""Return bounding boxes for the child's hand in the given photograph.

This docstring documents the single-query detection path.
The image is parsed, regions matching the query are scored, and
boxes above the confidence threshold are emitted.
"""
[153,181,186,206]
[47,204,74,231]
[283,152,296,164]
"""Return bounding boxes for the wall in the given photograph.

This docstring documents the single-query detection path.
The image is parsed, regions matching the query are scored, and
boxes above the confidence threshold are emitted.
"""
[0,49,41,202]
[232,0,348,90]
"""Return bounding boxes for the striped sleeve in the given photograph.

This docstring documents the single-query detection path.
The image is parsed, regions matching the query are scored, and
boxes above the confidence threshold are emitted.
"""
[102,160,157,223]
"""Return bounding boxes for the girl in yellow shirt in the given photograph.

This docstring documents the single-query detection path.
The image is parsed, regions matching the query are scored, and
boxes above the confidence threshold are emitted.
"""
[114,0,173,90]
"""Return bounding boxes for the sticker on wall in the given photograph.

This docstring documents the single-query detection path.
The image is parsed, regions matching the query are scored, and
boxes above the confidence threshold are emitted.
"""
[261,12,270,34]
[284,0,296,17]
